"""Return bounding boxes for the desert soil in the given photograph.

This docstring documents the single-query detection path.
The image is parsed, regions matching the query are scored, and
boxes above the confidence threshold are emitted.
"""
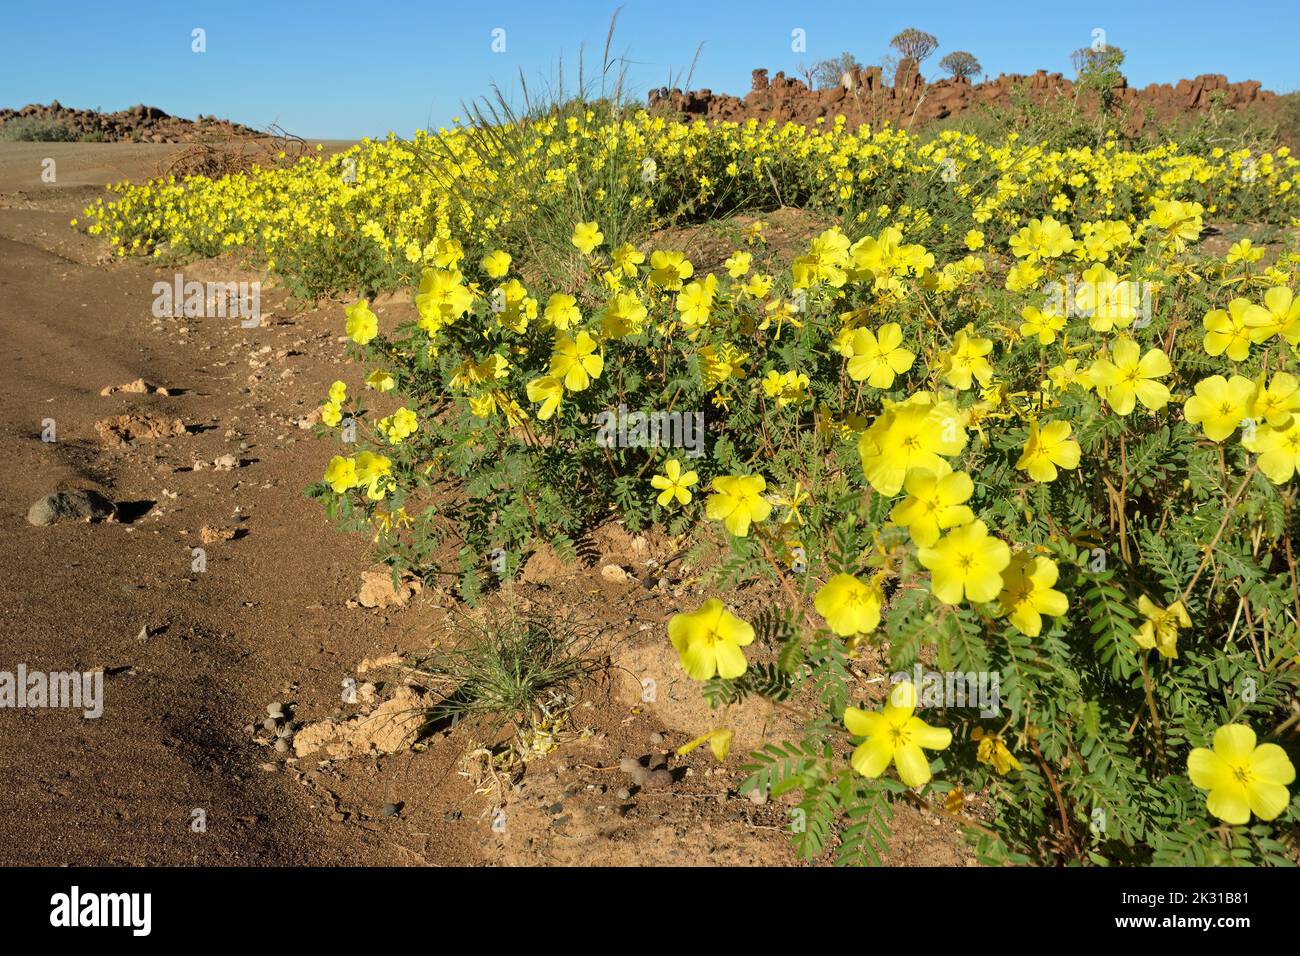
[0,142,971,866]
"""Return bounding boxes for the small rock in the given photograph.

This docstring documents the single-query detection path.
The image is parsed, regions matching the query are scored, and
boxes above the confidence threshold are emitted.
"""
[262,717,279,732]
[100,378,168,397]
[200,525,237,544]
[27,489,116,526]
[357,567,421,609]
[381,802,403,817]
[600,563,629,582]
[212,454,239,471]
[616,787,632,801]
[648,751,668,770]
[642,768,673,790]
[94,413,185,446]
[649,732,665,745]
[273,738,290,754]
[266,702,284,717]
[618,756,648,786]
[746,787,768,806]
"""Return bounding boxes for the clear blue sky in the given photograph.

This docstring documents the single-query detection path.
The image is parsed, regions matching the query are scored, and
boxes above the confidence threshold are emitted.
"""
[1,0,1296,139]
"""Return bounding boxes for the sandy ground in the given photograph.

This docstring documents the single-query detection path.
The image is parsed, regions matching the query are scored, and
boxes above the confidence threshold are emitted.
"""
[0,143,971,867]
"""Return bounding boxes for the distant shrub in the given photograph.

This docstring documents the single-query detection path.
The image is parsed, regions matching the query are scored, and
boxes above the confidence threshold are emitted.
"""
[0,117,80,142]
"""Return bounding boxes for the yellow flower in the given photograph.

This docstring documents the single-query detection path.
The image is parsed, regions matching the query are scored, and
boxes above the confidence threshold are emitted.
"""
[761,369,809,408]
[1244,416,1300,484]
[940,326,994,391]
[676,728,734,762]
[1184,374,1257,442]
[917,519,1011,605]
[845,323,915,388]
[525,376,564,421]
[328,380,347,404]
[668,599,754,680]
[1046,359,1094,393]
[1016,420,1081,482]
[1133,595,1191,659]
[570,221,604,255]
[344,299,378,345]
[649,250,694,290]
[543,293,581,330]
[1203,298,1266,361]
[416,267,474,334]
[353,451,393,500]
[1005,260,1043,292]
[858,393,967,496]
[676,274,718,327]
[996,553,1068,636]
[1019,304,1065,345]
[320,402,343,427]
[1188,724,1295,825]
[1146,198,1203,252]
[365,370,395,392]
[1225,238,1264,265]
[743,273,774,298]
[611,242,645,276]
[1009,215,1075,261]
[323,455,356,493]
[1090,337,1171,416]
[482,249,512,278]
[724,251,752,277]
[379,407,418,444]
[599,291,648,338]
[1250,371,1300,426]
[889,463,975,547]
[650,459,698,506]
[844,682,951,787]
[705,474,772,537]
[963,230,985,251]
[814,573,885,637]
[549,331,603,392]
[1246,287,1300,344]
[972,727,1022,775]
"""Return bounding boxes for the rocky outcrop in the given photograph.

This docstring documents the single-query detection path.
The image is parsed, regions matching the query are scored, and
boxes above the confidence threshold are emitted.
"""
[0,101,264,143]
[648,69,1278,134]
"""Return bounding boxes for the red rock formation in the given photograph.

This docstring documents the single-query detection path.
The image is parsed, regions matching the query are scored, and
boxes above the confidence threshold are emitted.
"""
[647,69,1278,132]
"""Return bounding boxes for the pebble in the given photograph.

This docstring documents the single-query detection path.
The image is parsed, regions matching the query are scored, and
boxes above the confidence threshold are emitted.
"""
[266,702,284,717]
[262,717,279,732]
[649,732,665,745]
[273,738,290,754]
[381,802,403,817]
[746,788,768,806]
[616,788,632,801]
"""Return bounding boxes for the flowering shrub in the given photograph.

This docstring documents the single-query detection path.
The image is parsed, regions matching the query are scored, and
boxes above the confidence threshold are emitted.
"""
[93,107,1300,865]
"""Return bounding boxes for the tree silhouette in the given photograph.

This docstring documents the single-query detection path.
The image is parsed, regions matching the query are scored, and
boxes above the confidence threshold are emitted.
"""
[890,28,939,64]
[939,51,981,80]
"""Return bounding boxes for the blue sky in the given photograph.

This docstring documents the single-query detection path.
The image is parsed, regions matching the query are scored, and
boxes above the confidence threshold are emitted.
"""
[1,0,1297,139]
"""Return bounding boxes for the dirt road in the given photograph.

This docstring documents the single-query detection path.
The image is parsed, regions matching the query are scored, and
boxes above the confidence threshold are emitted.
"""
[0,143,966,867]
